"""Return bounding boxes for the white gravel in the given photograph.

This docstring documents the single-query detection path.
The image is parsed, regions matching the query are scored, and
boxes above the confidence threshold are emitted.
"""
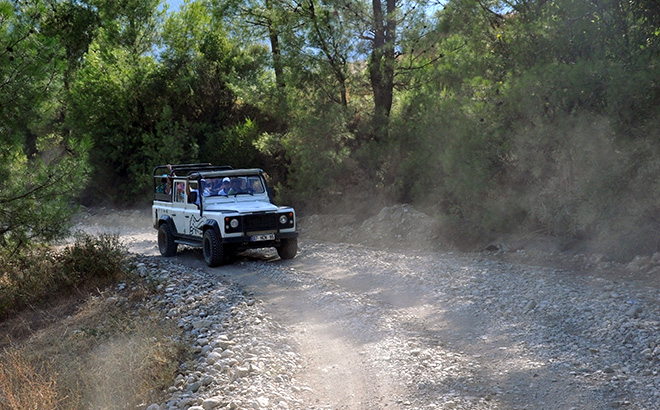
[134,257,306,410]
[81,208,660,409]
[134,241,660,410]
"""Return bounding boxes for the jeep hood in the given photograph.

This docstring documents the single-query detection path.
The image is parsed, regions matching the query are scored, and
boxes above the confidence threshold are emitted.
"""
[203,201,280,214]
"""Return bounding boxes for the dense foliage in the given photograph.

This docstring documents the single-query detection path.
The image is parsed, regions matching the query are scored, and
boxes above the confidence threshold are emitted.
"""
[2,0,660,259]
[0,233,127,318]
[0,1,89,254]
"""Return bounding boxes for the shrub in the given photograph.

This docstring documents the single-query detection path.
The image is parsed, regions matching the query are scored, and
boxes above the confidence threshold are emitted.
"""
[0,233,127,318]
[277,101,354,211]
[0,246,58,317]
[56,232,128,287]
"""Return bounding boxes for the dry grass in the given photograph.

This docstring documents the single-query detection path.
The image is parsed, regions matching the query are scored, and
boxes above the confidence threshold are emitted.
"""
[0,276,187,410]
[0,235,188,409]
[0,348,59,409]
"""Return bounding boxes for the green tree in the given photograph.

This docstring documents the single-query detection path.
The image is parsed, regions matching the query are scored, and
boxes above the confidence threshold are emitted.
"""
[160,0,269,168]
[68,37,161,200]
[1,0,89,252]
[297,0,355,107]
[67,0,165,201]
[392,0,660,256]
[41,0,101,91]
[214,0,309,134]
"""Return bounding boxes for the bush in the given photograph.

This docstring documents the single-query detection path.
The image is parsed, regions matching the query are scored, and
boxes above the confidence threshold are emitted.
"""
[56,232,127,287]
[390,86,514,243]
[0,246,57,317]
[0,233,127,318]
[277,101,354,211]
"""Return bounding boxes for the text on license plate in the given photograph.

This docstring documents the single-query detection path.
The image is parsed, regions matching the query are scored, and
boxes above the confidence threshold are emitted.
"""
[251,234,275,242]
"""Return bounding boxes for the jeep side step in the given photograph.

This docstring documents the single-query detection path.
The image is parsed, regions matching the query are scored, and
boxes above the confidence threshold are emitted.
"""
[175,239,203,247]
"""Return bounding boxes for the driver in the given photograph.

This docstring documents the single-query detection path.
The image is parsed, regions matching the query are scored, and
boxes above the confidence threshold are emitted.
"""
[228,178,244,194]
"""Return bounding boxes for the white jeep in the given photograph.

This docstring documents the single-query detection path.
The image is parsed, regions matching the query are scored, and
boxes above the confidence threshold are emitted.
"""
[152,163,298,266]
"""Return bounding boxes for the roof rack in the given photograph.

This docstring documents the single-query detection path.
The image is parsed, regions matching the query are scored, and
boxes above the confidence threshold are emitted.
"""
[152,163,233,177]
[187,168,264,179]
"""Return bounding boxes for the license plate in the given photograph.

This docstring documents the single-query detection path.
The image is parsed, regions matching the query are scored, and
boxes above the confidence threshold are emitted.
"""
[251,234,275,242]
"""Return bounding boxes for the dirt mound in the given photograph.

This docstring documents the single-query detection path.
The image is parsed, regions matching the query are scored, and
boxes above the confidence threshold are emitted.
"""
[300,205,444,251]
[298,214,358,243]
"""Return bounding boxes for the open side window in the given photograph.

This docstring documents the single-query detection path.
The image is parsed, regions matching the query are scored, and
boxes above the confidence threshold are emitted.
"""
[173,180,186,204]
[187,181,200,207]
[154,175,171,202]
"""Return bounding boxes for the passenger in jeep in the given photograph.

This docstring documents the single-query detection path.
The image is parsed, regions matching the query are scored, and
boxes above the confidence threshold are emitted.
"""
[211,178,225,195]
[186,179,201,206]
[251,178,264,193]
[218,177,231,195]
[175,182,185,202]
[155,175,169,194]
[203,179,218,196]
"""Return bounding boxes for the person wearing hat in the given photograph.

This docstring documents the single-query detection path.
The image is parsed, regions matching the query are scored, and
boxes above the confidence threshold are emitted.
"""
[218,177,231,195]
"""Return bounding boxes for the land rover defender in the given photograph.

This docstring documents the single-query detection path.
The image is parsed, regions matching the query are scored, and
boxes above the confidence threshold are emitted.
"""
[152,163,298,267]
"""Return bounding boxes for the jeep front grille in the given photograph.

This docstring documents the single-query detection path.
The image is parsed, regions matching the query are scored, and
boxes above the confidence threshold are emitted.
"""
[244,213,278,232]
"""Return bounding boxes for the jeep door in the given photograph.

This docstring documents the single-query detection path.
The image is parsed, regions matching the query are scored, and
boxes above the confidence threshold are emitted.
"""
[182,181,203,237]
[182,201,201,237]
[170,179,188,235]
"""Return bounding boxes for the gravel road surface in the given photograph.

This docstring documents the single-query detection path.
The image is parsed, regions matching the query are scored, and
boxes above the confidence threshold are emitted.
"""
[77,209,660,410]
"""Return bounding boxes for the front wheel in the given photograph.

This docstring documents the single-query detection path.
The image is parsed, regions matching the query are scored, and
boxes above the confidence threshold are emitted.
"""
[277,238,297,260]
[203,229,224,267]
[158,223,178,257]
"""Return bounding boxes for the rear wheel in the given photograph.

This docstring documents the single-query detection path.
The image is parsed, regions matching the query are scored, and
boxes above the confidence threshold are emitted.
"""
[158,223,178,257]
[203,229,224,267]
[277,238,298,260]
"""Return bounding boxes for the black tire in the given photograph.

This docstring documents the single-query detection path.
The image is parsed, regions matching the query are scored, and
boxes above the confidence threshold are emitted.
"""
[277,238,297,260]
[158,223,178,257]
[203,229,224,267]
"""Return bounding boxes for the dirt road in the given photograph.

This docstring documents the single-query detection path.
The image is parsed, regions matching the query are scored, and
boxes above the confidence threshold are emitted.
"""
[77,208,660,409]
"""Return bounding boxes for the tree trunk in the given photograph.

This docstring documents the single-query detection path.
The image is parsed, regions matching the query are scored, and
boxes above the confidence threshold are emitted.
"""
[369,0,396,142]
[307,0,348,106]
[269,27,285,92]
[266,0,287,131]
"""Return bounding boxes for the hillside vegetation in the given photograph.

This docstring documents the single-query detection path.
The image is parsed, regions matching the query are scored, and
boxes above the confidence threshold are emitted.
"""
[2,0,660,260]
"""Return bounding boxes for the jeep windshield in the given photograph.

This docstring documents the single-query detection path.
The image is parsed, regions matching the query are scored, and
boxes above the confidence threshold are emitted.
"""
[199,175,265,197]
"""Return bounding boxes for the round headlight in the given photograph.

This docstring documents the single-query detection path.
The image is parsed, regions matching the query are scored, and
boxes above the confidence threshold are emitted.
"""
[279,215,288,225]
[230,218,239,229]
